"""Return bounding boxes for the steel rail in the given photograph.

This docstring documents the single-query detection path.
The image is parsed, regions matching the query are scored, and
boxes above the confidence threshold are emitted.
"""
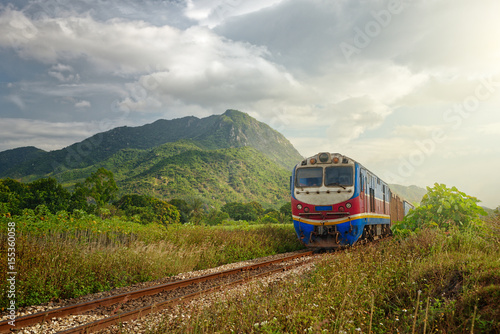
[57,259,315,334]
[0,250,313,333]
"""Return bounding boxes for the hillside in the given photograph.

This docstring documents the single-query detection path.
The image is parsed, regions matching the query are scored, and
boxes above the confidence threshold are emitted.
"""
[47,142,291,207]
[0,110,303,178]
[119,146,291,206]
[389,184,427,205]
[0,111,430,208]
[1,110,303,207]
[0,146,46,175]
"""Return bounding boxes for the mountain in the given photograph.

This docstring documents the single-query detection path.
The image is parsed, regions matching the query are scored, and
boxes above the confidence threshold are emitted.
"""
[0,110,302,179]
[50,142,292,207]
[119,146,291,206]
[1,110,304,207]
[389,184,427,206]
[1,115,432,208]
[0,146,46,176]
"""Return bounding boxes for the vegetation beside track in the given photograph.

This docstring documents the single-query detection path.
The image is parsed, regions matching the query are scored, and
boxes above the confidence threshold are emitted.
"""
[154,219,500,334]
[149,184,500,333]
[0,211,303,309]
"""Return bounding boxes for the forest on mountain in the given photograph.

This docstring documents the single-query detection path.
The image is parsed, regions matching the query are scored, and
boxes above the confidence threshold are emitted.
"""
[0,110,303,208]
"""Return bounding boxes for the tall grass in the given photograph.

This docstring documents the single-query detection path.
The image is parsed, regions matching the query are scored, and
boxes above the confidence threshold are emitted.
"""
[0,212,303,310]
[154,221,500,333]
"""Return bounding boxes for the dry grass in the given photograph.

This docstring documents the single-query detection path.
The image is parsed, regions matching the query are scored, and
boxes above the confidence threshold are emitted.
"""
[0,217,302,309]
[153,222,500,333]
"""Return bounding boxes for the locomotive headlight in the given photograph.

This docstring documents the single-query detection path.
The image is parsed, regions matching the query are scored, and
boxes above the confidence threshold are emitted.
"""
[346,202,352,209]
[297,204,303,210]
[319,153,329,163]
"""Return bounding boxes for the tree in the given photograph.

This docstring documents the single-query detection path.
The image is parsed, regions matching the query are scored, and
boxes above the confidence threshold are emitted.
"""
[115,194,180,226]
[221,202,263,221]
[392,183,487,235]
[279,202,292,223]
[76,168,118,208]
[0,179,28,216]
[149,197,180,225]
[204,209,229,226]
[185,197,206,224]
[69,185,91,213]
[27,178,71,213]
[168,199,190,223]
[1,178,75,215]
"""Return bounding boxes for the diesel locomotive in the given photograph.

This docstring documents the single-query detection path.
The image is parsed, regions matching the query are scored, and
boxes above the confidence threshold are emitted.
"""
[291,152,410,248]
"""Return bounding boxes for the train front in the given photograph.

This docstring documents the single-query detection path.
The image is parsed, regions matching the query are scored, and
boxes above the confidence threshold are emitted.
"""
[291,152,362,248]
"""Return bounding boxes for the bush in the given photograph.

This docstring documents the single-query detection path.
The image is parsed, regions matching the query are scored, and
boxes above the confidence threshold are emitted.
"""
[221,201,264,221]
[115,194,180,225]
[393,183,486,237]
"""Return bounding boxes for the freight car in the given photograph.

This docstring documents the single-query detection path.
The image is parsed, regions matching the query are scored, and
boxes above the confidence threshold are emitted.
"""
[291,152,409,248]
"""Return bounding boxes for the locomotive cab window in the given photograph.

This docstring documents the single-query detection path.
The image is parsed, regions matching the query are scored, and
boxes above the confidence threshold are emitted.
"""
[325,166,353,187]
[296,167,323,187]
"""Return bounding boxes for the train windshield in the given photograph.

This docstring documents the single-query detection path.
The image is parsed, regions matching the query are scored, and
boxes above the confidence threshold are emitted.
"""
[325,166,353,186]
[296,167,323,187]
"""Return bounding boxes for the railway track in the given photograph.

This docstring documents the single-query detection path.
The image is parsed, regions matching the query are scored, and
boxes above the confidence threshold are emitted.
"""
[0,250,315,334]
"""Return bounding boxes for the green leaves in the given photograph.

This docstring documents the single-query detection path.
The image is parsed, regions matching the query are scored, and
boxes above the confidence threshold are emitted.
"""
[77,167,118,208]
[392,183,487,235]
[115,194,180,226]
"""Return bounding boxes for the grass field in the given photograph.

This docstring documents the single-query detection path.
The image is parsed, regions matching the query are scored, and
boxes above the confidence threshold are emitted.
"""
[0,210,303,309]
[1,210,499,333]
[152,220,500,333]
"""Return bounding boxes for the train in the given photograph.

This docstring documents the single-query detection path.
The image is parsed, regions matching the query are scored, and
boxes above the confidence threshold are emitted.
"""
[291,152,412,248]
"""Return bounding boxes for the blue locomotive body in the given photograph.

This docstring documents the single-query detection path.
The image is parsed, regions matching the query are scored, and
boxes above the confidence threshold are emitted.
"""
[291,152,394,248]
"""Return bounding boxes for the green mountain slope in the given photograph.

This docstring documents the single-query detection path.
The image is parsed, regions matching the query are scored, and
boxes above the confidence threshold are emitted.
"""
[1,111,303,207]
[0,146,46,175]
[53,141,202,186]
[48,143,290,207]
[120,146,291,207]
[389,184,427,205]
[1,110,302,178]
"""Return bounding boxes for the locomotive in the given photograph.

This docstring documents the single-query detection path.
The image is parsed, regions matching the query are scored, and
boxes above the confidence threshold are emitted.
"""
[291,152,409,248]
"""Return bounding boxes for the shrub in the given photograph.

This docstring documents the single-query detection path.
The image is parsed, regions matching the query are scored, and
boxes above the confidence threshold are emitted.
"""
[392,183,486,237]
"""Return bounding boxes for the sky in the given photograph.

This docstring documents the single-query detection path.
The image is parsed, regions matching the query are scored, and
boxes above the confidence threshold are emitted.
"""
[0,0,499,208]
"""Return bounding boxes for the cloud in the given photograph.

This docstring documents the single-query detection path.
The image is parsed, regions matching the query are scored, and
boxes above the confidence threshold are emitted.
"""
[184,0,285,28]
[1,0,500,207]
[121,33,301,111]
[216,0,500,75]
[74,100,91,108]
[14,0,192,28]
[476,122,500,136]
[5,95,25,110]
[0,8,304,116]
[326,96,392,146]
[391,125,442,140]
[0,118,100,151]
[48,63,80,82]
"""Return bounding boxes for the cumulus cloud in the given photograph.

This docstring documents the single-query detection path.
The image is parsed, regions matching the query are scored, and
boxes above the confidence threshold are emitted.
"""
[185,0,285,27]
[0,7,303,116]
[0,118,100,151]
[216,0,500,78]
[47,63,79,82]
[325,96,391,146]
